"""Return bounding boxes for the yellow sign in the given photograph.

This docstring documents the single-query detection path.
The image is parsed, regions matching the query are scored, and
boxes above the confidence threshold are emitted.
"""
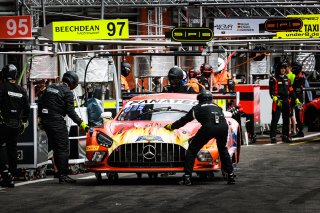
[213,99,227,111]
[86,145,99,151]
[274,14,320,39]
[171,27,213,42]
[52,19,129,41]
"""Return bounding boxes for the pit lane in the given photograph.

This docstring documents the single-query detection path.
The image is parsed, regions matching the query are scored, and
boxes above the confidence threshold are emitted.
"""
[1,138,319,213]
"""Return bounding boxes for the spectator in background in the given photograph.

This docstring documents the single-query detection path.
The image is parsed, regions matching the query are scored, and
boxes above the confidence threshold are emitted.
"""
[120,62,131,93]
[291,62,305,138]
[284,63,297,136]
[162,66,195,93]
[198,63,212,90]
[212,58,232,92]
[185,68,205,93]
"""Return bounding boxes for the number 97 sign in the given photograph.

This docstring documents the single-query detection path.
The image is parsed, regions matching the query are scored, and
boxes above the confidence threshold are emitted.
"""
[0,16,32,39]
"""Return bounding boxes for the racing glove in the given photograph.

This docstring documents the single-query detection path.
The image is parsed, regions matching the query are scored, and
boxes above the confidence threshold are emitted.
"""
[272,96,278,102]
[295,98,303,110]
[164,124,173,131]
[80,121,90,132]
[276,99,282,107]
[20,122,28,134]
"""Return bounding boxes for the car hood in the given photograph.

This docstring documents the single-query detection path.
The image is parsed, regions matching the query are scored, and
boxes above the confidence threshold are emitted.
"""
[104,120,201,151]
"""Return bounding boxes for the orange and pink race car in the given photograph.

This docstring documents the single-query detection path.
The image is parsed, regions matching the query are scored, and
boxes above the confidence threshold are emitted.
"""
[85,93,242,181]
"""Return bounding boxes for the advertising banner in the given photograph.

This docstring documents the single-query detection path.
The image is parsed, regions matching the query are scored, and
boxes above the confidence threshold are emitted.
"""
[274,14,320,39]
[52,19,129,41]
[214,18,273,37]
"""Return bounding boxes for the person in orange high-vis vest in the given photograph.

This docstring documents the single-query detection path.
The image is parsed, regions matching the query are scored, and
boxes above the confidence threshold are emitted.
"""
[186,68,205,93]
[120,62,131,92]
[212,69,232,92]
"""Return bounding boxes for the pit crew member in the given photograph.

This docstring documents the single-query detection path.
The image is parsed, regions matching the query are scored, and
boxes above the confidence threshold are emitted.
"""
[164,90,235,185]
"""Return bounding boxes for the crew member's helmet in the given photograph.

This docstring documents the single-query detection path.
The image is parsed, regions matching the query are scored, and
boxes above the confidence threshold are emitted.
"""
[197,89,213,103]
[1,64,18,80]
[121,62,131,77]
[168,66,184,86]
[291,62,303,75]
[188,68,201,79]
[200,63,213,78]
[275,62,287,76]
[62,71,79,90]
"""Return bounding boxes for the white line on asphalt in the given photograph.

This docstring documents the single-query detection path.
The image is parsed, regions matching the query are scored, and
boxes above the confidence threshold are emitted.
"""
[0,178,54,190]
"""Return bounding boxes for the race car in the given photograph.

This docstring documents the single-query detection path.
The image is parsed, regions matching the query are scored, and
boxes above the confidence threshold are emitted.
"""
[300,97,320,132]
[85,93,242,181]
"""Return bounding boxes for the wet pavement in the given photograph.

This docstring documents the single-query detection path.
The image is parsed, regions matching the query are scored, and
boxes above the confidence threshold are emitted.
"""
[0,138,319,213]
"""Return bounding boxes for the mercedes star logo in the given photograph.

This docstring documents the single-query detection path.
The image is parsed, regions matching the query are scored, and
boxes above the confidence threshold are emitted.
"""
[142,144,156,160]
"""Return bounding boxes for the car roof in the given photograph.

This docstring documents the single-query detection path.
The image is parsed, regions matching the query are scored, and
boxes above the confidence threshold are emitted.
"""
[129,93,198,101]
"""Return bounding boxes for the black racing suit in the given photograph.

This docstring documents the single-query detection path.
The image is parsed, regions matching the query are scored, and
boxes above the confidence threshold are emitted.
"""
[38,83,83,176]
[269,75,296,139]
[0,81,30,176]
[170,101,233,176]
[162,84,195,93]
[198,75,211,90]
[292,73,305,133]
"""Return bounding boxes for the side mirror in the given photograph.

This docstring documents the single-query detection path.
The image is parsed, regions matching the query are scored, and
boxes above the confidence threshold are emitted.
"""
[101,112,113,120]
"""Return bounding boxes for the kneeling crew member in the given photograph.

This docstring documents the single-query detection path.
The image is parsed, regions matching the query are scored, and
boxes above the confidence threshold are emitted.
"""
[164,90,235,185]
[38,71,89,183]
[0,64,30,188]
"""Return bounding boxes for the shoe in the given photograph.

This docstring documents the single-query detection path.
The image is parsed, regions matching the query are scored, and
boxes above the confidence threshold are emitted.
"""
[292,131,304,138]
[282,135,292,143]
[59,175,76,184]
[0,172,15,188]
[179,175,192,186]
[227,173,236,185]
[53,172,59,178]
[270,137,277,144]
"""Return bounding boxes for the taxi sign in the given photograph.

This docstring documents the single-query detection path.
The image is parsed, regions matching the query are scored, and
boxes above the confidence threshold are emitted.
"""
[171,27,213,42]
[0,15,32,39]
[265,18,302,32]
[52,19,129,41]
[274,14,320,39]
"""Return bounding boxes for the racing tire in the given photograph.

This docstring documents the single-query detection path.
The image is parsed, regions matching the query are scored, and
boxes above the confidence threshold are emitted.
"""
[107,172,119,181]
[136,173,142,179]
[24,172,30,181]
[148,173,158,179]
[95,172,102,182]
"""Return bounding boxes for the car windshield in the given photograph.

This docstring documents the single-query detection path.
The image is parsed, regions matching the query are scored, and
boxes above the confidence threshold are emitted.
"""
[117,99,197,121]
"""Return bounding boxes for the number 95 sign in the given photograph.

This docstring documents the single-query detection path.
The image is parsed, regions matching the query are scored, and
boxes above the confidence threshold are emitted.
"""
[0,16,32,39]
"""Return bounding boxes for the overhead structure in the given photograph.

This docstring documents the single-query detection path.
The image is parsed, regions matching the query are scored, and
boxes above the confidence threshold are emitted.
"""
[20,0,320,28]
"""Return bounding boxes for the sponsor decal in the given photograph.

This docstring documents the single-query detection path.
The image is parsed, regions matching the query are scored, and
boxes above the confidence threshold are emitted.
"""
[86,145,99,151]
[8,91,23,98]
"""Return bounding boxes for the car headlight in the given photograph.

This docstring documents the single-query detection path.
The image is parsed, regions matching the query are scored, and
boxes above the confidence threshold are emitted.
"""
[92,152,107,162]
[97,132,113,148]
[197,150,213,162]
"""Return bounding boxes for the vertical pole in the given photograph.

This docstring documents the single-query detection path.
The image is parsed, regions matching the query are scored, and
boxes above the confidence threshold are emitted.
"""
[41,0,46,27]
[247,42,252,84]
[101,0,104,20]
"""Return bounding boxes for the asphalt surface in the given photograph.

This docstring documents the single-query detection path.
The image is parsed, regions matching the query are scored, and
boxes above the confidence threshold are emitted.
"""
[0,138,319,213]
